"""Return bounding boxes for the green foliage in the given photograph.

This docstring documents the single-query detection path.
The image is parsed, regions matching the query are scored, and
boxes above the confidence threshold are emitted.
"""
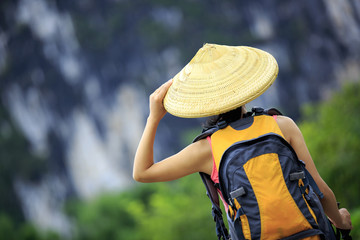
[0,213,60,240]
[349,207,360,239]
[299,81,360,238]
[68,174,218,240]
[299,82,360,209]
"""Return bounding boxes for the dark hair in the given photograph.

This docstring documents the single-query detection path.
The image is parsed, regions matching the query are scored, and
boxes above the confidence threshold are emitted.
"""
[203,106,244,129]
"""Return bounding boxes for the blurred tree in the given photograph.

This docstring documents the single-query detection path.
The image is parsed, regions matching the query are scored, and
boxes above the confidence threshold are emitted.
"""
[349,207,360,239]
[299,81,360,209]
[0,213,60,240]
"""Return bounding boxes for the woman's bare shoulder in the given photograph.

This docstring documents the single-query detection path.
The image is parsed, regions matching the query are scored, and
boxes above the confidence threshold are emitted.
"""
[276,115,296,126]
[177,138,213,175]
[275,115,300,143]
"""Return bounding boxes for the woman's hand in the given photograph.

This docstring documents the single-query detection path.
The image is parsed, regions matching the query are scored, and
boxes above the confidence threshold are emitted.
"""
[148,79,173,123]
[332,208,352,230]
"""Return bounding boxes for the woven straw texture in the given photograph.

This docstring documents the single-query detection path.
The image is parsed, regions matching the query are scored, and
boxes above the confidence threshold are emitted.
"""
[164,43,279,118]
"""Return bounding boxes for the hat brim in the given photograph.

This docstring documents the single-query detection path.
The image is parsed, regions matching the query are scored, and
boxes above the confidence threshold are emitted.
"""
[164,44,279,118]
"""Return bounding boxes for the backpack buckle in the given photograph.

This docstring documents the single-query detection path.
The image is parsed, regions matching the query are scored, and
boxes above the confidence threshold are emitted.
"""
[252,107,264,115]
[230,187,246,199]
[290,171,305,181]
[217,121,228,129]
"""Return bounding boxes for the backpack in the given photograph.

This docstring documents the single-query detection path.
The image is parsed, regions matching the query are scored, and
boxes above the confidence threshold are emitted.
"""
[193,107,337,240]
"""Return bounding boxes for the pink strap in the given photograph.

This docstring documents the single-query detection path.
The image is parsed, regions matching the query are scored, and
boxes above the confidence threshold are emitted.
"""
[206,136,219,184]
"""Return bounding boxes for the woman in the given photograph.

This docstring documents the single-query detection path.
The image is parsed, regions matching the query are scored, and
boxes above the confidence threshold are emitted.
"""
[133,44,352,237]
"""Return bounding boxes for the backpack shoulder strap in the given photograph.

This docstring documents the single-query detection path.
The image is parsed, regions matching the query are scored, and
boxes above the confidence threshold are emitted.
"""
[251,106,283,116]
[199,172,229,240]
[193,126,229,240]
[264,107,283,116]
[192,119,229,142]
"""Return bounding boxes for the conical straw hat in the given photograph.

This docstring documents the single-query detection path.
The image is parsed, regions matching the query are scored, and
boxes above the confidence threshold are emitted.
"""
[164,43,279,118]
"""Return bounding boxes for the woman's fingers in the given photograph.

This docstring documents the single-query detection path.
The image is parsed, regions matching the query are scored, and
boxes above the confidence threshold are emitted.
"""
[148,79,173,121]
[157,79,173,97]
[152,79,172,96]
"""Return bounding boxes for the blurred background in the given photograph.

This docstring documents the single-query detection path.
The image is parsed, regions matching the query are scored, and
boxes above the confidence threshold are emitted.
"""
[0,0,359,239]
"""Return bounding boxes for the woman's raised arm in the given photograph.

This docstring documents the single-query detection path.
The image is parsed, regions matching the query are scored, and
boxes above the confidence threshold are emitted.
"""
[133,80,212,183]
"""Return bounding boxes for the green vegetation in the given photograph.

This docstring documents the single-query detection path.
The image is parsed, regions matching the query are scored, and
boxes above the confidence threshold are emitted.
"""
[67,174,217,240]
[299,81,360,238]
[299,82,360,210]
[0,214,60,240]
